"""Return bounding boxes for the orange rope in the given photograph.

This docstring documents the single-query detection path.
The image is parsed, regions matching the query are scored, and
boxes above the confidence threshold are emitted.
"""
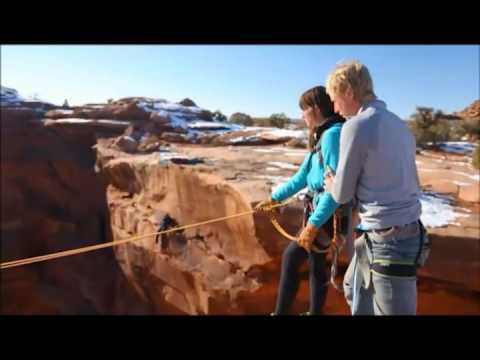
[0,198,297,270]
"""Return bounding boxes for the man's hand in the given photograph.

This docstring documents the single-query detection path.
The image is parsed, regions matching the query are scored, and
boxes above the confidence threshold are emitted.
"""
[298,223,319,252]
[324,168,335,193]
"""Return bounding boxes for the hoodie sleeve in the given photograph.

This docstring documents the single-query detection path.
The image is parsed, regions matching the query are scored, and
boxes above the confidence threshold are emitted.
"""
[271,153,311,202]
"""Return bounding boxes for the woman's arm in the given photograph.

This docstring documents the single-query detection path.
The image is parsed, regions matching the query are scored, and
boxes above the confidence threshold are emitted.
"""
[271,153,311,202]
[309,127,341,228]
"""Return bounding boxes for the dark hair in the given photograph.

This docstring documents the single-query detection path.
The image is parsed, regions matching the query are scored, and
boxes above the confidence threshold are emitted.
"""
[299,86,335,118]
[300,86,339,150]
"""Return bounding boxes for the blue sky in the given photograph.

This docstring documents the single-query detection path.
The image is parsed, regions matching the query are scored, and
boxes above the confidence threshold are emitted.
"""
[1,45,478,119]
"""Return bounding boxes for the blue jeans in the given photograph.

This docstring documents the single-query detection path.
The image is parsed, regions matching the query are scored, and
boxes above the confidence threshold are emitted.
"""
[343,221,424,315]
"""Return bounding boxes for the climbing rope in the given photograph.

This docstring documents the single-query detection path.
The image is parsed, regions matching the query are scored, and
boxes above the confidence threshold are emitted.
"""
[267,207,346,292]
[1,195,346,292]
[269,215,329,254]
[0,197,297,270]
[329,214,345,292]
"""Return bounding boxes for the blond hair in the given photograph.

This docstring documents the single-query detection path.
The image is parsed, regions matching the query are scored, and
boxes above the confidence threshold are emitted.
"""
[326,60,376,102]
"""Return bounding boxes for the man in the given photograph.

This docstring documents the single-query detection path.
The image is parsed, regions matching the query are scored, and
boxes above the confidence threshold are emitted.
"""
[323,60,426,315]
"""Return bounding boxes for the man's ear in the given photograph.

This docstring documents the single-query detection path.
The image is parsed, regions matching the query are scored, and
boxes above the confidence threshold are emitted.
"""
[345,86,355,101]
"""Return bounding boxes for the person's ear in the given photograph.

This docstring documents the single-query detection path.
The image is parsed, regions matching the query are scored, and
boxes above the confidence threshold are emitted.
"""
[345,86,355,101]
[314,106,324,120]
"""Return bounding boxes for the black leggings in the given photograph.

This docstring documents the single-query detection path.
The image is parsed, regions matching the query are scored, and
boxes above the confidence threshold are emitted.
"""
[274,240,329,315]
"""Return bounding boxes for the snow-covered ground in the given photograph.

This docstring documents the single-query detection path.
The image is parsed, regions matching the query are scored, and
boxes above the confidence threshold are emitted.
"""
[259,128,307,139]
[228,135,260,144]
[84,104,108,109]
[1,86,25,105]
[420,191,471,228]
[138,100,204,114]
[435,141,478,155]
[267,161,299,170]
[252,147,308,154]
[255,175,290,183]
[157,152,192,161]
[452,180,472,186]
[265,184,472,228]
[252,148,283,153]
[49,109,75,115]
[187,120,242,131]
[44,118,131,126]
[219,127,307,145]
[1,86,57,109]
[138,102,248,138]
[452,170,480,182]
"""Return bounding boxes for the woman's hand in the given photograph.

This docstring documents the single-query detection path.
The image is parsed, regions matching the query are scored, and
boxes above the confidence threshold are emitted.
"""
[298,223,319,252]
[324,169,335,193]
[254,198,280,213]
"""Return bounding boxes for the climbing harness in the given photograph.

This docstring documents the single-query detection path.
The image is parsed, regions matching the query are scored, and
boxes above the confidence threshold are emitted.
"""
[265,200,346,292]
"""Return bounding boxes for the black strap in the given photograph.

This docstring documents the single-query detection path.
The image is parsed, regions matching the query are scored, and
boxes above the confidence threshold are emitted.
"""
[414,220,425,267]
[365,231,417,277]
[305,115,345,193]
[365,223,424,277]
[371,263,417,277]
[313,115,345,165]
[364,232,373,269]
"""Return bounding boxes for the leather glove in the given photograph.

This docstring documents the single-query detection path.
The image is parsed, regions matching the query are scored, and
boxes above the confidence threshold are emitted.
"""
[298,222,320,252]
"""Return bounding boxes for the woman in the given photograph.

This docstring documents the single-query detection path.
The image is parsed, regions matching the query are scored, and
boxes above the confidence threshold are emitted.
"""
[256,86,344,315]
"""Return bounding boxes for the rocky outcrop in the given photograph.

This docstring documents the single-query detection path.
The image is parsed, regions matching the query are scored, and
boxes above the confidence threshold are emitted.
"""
[44,119,130,137]
[95,144,275,314]
[76,101,151,121]
[40,93,307,149]
[455,99,480,120]
[0,105,150,314]
[0,91,304,314]
[114,135,139,153]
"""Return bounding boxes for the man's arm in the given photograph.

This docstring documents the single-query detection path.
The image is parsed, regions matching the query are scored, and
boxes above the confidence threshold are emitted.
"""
[330,121,367,204]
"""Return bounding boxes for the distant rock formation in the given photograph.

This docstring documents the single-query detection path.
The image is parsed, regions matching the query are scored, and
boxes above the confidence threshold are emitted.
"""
[178,98,197,107]
[1,86,58,117]
[455,99,480,120]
